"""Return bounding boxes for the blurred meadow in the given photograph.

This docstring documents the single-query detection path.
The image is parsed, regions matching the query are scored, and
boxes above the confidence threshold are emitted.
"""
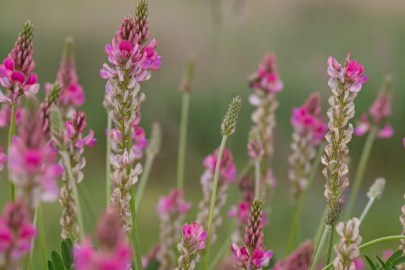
[1,0,405,266]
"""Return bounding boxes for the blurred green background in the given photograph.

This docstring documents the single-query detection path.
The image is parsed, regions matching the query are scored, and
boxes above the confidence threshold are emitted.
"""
[0,0,405,267]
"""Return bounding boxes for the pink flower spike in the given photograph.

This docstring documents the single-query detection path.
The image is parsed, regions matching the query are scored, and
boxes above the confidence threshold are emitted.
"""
[156,188,191,215]
[378,124,394,138]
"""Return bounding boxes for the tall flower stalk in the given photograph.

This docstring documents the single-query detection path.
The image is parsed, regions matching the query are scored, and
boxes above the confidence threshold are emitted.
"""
[311,52,367,270]
[333,218,362,270]
[359,178,385,224]
[345,75,393,219]
[177,57,194,190]
[202,96,241,270]
[0,21,39,201]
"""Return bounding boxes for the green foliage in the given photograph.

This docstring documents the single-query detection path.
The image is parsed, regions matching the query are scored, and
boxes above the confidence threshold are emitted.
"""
[47,239,74,270]
[145,259,160,270]
[364,250,405,270]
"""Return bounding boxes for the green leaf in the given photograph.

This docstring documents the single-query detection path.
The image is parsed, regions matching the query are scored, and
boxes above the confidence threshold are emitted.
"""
[392,255,405,266]
[48,260,55,270]
[65,238,73,250]
[145,259,160,270]
[364,255,377,270]
[386,249,403,264]
[61,240,73,269]
[51,250,66,270]
[376,255,386,268]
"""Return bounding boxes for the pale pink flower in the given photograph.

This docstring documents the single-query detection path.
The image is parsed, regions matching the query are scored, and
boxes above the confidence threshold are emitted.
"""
[0,92,23,128]
[0,146,7,171]
[0,199,36,269]
[203,146,236,183]
[353,257,365,269]
[156,189,191,215]
[382,250,393,260]
[231,244,273,270]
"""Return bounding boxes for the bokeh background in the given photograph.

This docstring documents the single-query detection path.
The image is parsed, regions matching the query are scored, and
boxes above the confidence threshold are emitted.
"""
[0,0,405,267]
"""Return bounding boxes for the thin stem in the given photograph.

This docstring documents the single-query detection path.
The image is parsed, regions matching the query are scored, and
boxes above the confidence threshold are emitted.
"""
[106,113,112,206]
[38,204,47,270]
[130,186,143,270]
[314,206,328,245]
[78,182,96,226]
[345,127,378,219]
[209,219,235,269]
[326,225,334,264]
[359,197,374,224]
[176,93,190,190]
[237,161,253,181]
[135,154,155,211]
[254,158,261,198]
[321,235,405,270]
[61,150,85,241]
[8,97,18,201]
[287,143,325,252]
[310,225,330,270]
[203,135,228,270]
[27,208,38,270]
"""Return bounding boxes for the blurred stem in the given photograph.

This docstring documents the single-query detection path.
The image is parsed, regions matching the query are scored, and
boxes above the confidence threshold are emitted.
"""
[345,127,378,219]
[310,225,330,270]
[359,197,375,224]
[326,225,334,264]
[209,219,235,269]
[254,158,261,198]
[321,235,405,270]
[237,161,253,181]
[8,97,18,201]
[135,153,155,211]
[27,208,38,270]
[287,143,325,253]
[61,150,85,241]
[78,182,96,227]
[314,206,328,245]
[177,93,190,190]
[130,186,143,270]
[106,113,112,206]
[38,204,47,270]
[203,135,228,270]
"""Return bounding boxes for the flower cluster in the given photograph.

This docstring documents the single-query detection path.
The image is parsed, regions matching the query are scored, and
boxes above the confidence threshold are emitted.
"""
[74,209,132,270]
[249,53,283,94]
[156,189,191,270]
[175,222,207,270]
[333,218,362,270]
[0,199,36,269]
[231,199,273,270]
[10,106,62,215]
[0,92,23,128]
[197,146,236,243]
[355,75,393,138]
[59,110,96,242]
[322,52,367,225]
[289,92,327,200]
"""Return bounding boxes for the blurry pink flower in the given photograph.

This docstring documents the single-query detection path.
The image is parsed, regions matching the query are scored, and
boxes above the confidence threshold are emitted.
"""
[231,244,273,270]
[0,199,36,268]
[0,146,6,171]
[65,111,97,148]
[354,113,370,137]
[249,53,283,94]
[228,201,250,223]
[378,124,394,138]
[382,250,393,260]
[353,257,365,269]
[74,209,132,270]
[203,146,236,183]
[156,189,191,215]
[0,92,23,128]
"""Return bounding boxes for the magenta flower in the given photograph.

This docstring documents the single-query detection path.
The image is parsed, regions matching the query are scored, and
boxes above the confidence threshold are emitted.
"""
[74,209,132,270]
[0,199,36,269]
[181,222,207,250]
[231,244,273,270]
[249,53,283,94]
[65,111,97,148]
[228,201,250,223]
[203,146,236,183]
[353,257,365,269]
[156,189,191,215]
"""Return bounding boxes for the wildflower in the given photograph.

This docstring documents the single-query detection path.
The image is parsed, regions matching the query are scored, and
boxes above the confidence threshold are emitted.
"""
[289,92,326,200]
[221,96,242,137]
[45,37,84,119]
[0,199,36,269]
[175,222,207,270]
[10,106,62,215]
[231,199,273,270]
[59,110,96,242]
[249,53,283,94]
[74,208,132,270]
[334,218,362,270]
[0,92,23,128]
[196,146,236,243]
[39,81,61,136]
[156,189,191,270]
[322,52,367,225]
[354,75,393,138]
[273,240,314,270]
[0,21,38,100]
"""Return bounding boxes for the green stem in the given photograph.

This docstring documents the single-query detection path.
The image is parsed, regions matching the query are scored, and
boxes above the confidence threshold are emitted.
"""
[61,150,85,241]
[135,154,155,211]
[287,143,325,253]
[345,127,378,219]
[203,135,228,270]
[254,158,261,198]
[321,235,405,270]
[310,225,330,270]
[106,113,112,206]
[326,225,334,264]
[177,93,190,190]
[38,204,47,270]
[209,220,235,269]
[359,197,374,224]
[78,182,96,226]
[8,97,18,201]
[314,206,328,245]
[237,161,253,181]
[27,208,38,270]
[130,186,143,270]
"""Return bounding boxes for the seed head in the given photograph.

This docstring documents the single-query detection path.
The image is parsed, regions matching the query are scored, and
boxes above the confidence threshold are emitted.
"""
[221,96,242,137]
